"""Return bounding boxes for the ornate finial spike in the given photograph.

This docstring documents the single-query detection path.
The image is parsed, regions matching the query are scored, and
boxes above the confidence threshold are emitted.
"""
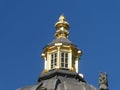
[55,14,70,38]
[59,14,66,21]
[55,14,69,29]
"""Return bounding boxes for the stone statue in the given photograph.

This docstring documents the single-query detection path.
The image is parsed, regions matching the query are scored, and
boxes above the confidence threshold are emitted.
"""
[99,72,108,90]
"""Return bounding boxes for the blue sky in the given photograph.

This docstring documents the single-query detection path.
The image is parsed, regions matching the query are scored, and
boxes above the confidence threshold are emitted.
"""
[0,0,119,90]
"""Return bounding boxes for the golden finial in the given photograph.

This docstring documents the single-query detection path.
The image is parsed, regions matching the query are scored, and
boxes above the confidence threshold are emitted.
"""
[55,14,69,30]
[55,14,70,38]
[59,14,66,21]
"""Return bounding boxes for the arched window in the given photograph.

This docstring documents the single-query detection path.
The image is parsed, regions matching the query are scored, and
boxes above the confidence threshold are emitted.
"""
[51,53,57,69]
[61,52,68,68]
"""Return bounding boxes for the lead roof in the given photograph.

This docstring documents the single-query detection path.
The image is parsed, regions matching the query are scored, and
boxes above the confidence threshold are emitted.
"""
[18,70,97,90]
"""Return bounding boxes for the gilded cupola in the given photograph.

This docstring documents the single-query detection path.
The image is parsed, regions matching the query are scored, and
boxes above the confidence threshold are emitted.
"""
[41,15,82,73]
[18,14,108,90]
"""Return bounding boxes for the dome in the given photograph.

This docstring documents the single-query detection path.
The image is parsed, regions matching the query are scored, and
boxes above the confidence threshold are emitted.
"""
[18,70,97,90]
[17,15,108,90]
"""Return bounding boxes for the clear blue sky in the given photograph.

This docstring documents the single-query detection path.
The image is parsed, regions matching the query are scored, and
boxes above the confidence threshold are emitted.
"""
[0,0,119,90]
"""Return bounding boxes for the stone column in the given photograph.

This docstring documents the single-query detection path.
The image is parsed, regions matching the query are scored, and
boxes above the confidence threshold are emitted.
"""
[69,50,72,70]
[57,47,60,69]
[75,57,79,73]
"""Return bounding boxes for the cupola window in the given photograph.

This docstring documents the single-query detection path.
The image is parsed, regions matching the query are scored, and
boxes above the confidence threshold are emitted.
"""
[61,52,68,68]
[51,53,57,69]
